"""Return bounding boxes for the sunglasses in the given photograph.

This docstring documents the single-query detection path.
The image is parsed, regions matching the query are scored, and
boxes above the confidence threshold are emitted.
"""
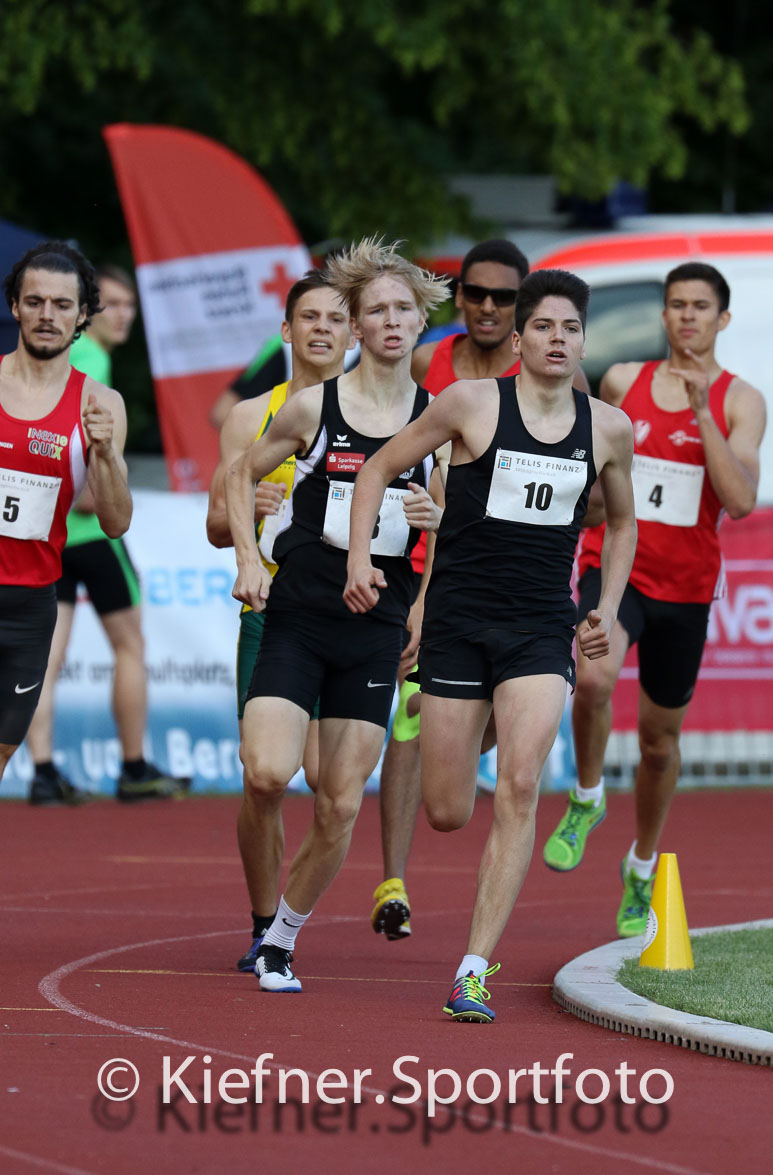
[461,282,518,307]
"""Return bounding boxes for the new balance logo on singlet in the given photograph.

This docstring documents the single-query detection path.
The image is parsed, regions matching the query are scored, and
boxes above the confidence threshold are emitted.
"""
[570,449,586,460]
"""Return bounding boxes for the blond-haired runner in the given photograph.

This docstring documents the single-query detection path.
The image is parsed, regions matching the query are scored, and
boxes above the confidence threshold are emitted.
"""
[226,240,448,992]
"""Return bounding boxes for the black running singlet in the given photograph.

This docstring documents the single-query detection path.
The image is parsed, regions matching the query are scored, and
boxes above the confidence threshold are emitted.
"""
[423,378,597,640]
[269,377,433,626]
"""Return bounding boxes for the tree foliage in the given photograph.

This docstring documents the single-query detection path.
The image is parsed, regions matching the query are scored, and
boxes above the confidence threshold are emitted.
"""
[0,0,749,248]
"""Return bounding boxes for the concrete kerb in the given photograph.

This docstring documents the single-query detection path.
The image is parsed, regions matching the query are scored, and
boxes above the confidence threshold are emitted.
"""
[553,919,773,1066]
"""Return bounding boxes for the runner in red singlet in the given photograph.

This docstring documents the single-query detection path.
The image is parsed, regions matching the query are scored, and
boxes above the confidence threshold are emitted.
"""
[0,242,132,786]
[543,262,767,936]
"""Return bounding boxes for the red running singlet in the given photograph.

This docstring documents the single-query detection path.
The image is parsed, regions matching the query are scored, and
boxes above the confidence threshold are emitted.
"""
[577,360,733,603]
[412,336,521,572]
[0,361,88,587]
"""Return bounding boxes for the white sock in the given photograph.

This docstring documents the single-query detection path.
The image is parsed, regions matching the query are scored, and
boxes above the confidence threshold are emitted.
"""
[626,842,656,881]
[575,776,604,806]
[261,895,311,952]
[456,954,488,981]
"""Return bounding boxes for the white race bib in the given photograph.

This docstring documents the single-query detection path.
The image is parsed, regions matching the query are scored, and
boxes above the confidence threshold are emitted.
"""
[323,481,410,556]
[486,449,587,526]
[0,467,61,541]
[632,455,704,527]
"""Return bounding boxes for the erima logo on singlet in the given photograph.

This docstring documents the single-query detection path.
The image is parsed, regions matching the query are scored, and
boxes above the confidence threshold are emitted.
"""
[333,434,350,447]
[27,427,68,460]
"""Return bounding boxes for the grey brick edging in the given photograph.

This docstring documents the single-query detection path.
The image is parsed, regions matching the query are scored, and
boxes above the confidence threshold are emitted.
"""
[552,920,773,1066]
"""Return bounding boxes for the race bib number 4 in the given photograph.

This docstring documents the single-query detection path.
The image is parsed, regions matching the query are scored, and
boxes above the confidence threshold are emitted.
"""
[323,481,410,556]
[632,455,704,527]
[0,467,61,541]
[486,449,587,526]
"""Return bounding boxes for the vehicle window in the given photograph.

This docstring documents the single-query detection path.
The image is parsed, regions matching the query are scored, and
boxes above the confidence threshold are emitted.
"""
[584,281,666,394]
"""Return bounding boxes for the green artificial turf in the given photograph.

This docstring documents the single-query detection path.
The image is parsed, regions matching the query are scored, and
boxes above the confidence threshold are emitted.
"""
[617,927,773,1033]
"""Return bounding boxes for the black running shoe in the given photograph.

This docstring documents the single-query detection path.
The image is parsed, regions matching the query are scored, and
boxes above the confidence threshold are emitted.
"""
[29,770,91,807]
[255,945,302,992]
[237,936,265,972]
[116,764,192,803]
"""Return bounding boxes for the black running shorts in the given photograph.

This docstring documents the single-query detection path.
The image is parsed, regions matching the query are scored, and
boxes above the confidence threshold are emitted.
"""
[0,584,57,745]
[418,627,576,701]
[57,537,141,615]
[246,607,403,727]
[577,567,710,709]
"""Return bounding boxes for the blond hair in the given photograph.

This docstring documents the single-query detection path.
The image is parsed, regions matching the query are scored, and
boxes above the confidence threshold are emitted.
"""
[325,237,450,319]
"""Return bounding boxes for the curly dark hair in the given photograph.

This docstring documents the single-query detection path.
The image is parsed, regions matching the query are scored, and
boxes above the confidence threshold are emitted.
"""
[3,241,101,338]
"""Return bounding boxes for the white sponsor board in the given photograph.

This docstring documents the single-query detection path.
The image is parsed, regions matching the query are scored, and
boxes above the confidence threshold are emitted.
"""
[137,245,310,377]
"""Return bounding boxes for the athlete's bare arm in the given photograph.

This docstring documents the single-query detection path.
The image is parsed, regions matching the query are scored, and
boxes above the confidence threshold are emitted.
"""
[668,352,767,519]
[598,362,645,409]
[344,382,483,613]
[579,400,636,660]
[82,381,132,538]
[410,339,439,385]
[226,384,322,612]
[206,394,285,548]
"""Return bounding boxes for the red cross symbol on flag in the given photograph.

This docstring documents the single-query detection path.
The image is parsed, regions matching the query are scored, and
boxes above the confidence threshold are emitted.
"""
[261,262,297,308]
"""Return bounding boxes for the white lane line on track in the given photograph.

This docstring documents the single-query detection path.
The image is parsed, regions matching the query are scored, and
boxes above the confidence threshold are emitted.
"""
[38,930,710,1175]
[0,1144,97,1175]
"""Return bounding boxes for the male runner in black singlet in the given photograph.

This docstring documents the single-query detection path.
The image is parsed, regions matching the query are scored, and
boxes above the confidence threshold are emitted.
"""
[346,269,637,1024]
[225,239,449,993]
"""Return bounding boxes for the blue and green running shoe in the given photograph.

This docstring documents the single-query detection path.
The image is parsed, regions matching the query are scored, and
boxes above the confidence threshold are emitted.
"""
[443,962,500,1023]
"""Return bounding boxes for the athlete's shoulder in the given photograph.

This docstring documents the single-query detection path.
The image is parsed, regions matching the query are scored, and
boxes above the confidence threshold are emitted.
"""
[225,388,274,440]
[588,395,634,445]
[599,361,648,405]
[411,338,440,383]
[81,374,125,414]
[724,373,767,431]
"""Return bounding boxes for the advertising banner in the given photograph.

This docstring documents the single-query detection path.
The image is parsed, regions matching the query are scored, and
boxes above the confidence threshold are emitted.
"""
[104,124,311,491]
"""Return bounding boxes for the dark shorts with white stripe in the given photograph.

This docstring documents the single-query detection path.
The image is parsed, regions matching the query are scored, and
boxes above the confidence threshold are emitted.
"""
[417,627,576,701]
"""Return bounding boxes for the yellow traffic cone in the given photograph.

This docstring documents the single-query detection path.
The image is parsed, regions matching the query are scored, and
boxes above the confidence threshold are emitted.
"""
[639,852,694,970]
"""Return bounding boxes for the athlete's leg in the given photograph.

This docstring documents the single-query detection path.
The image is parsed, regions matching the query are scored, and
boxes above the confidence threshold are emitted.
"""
[239,695,309,915]
[301,719,320,792]
[283,717,385,914]
[0,743,17,782]
[465,675,566,960]
[633,690,690,859]
[99,606,147,760]
[379,733,422,878]
[571,617,630,787]
[420,694,493,831]
[25,603,76,764]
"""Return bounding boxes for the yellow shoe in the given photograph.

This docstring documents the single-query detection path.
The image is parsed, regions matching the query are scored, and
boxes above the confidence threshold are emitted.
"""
[371,878,411,940]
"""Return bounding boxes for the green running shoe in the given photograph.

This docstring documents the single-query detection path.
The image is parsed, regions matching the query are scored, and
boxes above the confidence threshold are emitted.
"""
[543,791,606,871]
[443,962,501,1023]
[617,858,655,937]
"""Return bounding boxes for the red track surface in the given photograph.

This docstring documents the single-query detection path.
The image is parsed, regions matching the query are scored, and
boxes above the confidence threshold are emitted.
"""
[1,789,771,1174]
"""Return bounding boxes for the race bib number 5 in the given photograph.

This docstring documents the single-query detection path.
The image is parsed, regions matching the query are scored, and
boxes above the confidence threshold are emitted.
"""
[632,455,704,527]
[486,449,587,526]
[323,481,410,556]
[0,467,61,540]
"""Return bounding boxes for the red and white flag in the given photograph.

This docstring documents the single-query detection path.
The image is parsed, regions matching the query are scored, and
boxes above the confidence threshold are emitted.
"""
[104,123,311,491]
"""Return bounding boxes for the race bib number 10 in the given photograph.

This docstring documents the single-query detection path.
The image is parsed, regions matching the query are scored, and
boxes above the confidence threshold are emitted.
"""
[0,467,61,540]
[323,481,410,556]
[486,449,587,526]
